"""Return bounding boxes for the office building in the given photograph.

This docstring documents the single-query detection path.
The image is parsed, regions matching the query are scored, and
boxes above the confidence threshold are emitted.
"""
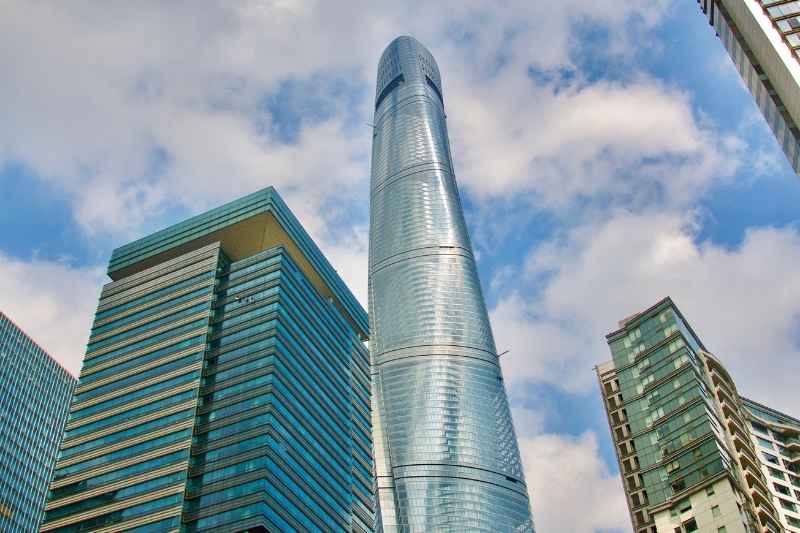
[368,36,534,531]
[597,297,795,533]
[0,312,75,532]
[697,0,800,175]
[40,187,374,532]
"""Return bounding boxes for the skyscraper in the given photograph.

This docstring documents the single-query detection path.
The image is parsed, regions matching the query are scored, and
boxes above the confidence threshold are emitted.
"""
[368,36,534,532]
[0,312,75,532]
[597,297,794,533]
[40,187,374,532]
[697,0,800,175]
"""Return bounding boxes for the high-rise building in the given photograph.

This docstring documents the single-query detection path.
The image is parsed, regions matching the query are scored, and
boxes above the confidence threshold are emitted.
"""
[697,0,800,175]
[368,36,534,532]
[741,398,800,532]
[597,297,795,533]
[40,187,374,532]
[0,312,75,532]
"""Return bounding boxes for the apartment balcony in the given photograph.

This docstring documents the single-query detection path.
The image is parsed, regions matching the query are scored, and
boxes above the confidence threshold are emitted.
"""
[721,402,747,432]
[737,447,761,475]
[744,469,772,502]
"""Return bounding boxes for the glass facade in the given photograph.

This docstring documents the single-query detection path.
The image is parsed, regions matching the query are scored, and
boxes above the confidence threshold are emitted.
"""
[368,36,533,532]
[598,298,786,533]
[41,188,373,532]
[0,313,75,532]
[698,0,800,175]
[759,0,800,58]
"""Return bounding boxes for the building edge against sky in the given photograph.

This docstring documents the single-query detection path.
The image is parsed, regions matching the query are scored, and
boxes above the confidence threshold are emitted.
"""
[697,0,800,176]
[40,187,374,532]
[597,297,800,533]
[0,313,75,532]
[368,36,534,531]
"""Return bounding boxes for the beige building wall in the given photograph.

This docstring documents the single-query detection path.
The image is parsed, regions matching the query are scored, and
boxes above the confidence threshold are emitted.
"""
[653,477,750,533]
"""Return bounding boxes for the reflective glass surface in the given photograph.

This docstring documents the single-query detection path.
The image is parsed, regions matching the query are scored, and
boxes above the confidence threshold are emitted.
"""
[369,36,533,532]
[0,313,75,532]
[43,190,373,532]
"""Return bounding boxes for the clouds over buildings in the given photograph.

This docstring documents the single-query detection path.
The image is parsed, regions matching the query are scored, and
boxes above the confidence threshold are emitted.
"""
[1,2,798,532]
[494,210,800,414]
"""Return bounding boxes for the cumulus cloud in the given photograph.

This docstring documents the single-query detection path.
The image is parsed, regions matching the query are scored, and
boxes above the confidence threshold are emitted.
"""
[0,253,104,376]
[494,210,800,414]
[0,0,693,241]
[521,431,631,533]
[448,76,742,209]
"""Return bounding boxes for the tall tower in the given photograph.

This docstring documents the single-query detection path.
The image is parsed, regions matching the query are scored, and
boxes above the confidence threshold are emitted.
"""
[40,188,374,533]
[0,313,75,532]
[368,36,534,532]
[697,0,800,176]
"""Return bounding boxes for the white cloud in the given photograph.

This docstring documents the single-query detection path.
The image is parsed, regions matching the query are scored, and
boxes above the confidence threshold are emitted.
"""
[0,0,692,242]
[494,210,800,415]
[0,253,104,376]
[521,431,631,533]
[446,72,742,210]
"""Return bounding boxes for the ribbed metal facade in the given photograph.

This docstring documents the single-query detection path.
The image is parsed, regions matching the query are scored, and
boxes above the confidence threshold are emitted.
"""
[0,313,75,532]
[41,188,373,532]
[368,36,534,532]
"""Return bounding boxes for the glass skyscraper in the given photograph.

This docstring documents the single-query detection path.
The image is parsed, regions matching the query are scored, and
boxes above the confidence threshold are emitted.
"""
[697,0,800,175]
[368,36,534,532]
[40,187,374,532]
[0,312,75,532]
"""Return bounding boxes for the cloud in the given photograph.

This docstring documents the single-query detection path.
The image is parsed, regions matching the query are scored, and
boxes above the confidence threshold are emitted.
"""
[0,0,690,242]
[493,210,800,414]
[447,73,742,210]
[0,253,104,376]
[521,431,631,533]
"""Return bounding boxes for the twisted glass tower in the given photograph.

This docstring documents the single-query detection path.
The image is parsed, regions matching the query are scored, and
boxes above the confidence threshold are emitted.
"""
[369,36,534,532]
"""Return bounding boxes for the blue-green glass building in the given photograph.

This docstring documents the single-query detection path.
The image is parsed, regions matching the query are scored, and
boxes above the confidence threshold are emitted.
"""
[41,187,374,532]
[0,312,75,532]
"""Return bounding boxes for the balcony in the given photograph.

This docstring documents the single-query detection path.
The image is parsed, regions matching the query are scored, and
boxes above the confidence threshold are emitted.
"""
[744,469,771,501]
[737,447,761,475]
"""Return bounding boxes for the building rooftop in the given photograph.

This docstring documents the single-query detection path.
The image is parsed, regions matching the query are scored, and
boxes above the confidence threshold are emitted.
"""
[106,187,367,337]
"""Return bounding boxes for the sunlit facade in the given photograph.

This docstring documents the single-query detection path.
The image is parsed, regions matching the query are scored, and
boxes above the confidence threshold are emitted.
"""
[40,187,374,532]
[597,297,790,533]
[368,36,534,532]
[743,399,800,532]
[0,313,75,532]
[697,0,800,175]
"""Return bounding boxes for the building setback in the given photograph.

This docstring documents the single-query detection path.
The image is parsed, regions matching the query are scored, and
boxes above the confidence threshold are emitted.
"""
[0,313,75,532]
[40,187,374,532]
[697,0,800,176]
[368,36,534,531]
[597,297,798,533]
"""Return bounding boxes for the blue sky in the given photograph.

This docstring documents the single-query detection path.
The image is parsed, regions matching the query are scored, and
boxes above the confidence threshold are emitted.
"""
[1,2,799,532]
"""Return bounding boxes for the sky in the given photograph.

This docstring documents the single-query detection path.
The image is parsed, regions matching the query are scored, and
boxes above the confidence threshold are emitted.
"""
[1,2,799,532]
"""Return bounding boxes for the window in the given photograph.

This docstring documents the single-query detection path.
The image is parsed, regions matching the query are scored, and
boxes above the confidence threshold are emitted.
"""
[774,482,791,496]
[750,421,769,435]
[769,467,785,480]
[683,518,698,532]
[717,527,727,533]
[763,451,780,465]
[779,498,797,512]
[712,505,721,518]
[757,436,774,449]
[672,479,686,493]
